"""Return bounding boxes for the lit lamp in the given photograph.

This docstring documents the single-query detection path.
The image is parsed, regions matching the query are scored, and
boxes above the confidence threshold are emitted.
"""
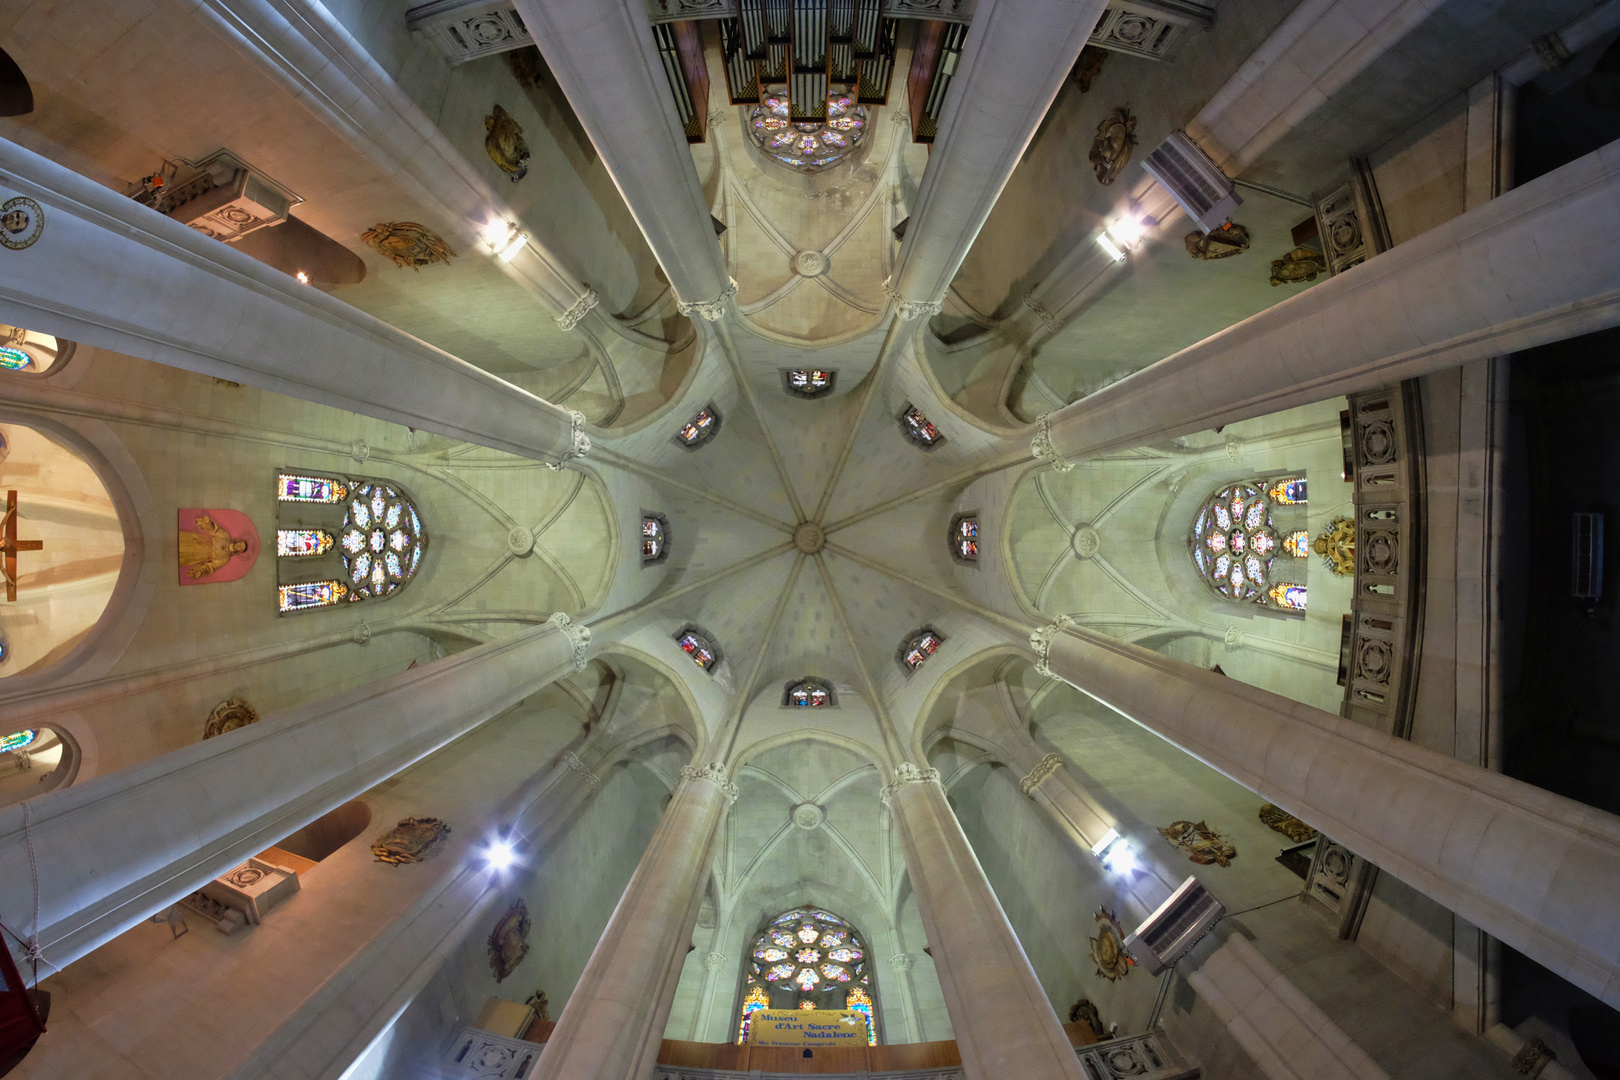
[484,835,521,872]
[1090,827,1136,874]
[483,219,528,263]
[1095,216,1150,263]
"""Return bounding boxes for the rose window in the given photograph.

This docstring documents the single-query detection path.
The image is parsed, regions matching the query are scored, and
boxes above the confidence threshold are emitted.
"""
[750,91,867,172]
[1189,481,1304,609]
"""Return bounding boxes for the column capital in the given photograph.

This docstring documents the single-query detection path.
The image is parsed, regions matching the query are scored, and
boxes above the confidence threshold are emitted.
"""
[680,761,740,803]
[1031,414,1075,472]
[887,953,915,972]
[560,751,602,791]
[676,280,738,322]
[702,950,729,973]
[882,277,944,321]
[545,412,592,472]
[546,612,591,670]
[1029,615,1075,677]
[555,288,600,331]
[1018,752,1065,796]
[880,762,941,806]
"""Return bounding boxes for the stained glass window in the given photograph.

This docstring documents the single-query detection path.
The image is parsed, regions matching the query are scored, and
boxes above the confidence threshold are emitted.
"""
[900,628,944,673]
[334,483,428,603]
[643,515,668,563]
[675,405,720,448]
[749,91,868,172]
[900,404,943,448]
[951,515,979,561]
[1283,530,1310,558]
[278,580,347,612]
[1268,583,1307,611]
[278,473,348,503]
[1188,481,1302,610]
[736,907,878,1045]
[785,677,834,707]
[276,529,334,557]
[785,369,836,398]
[1267,477,1308,505]
[676,627,720,672]
[0,729,37,754]
[0,346,30,371]
[0,326,66,374]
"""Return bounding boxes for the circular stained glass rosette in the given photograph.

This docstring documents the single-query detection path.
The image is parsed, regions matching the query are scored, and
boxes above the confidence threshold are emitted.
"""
[339,483,428,601]
[1189,483,1285,604]
[750,92,868,172]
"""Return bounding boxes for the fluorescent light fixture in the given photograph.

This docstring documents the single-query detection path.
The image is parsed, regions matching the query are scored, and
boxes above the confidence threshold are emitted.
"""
[1107,216,1147,247]
[1090,827,1121,858]
[497,231,528,262]
[486,839,518,871]
[1096,233,1126,262]
[1104,843,1136,875]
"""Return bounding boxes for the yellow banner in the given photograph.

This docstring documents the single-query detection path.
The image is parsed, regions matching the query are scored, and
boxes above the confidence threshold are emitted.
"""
[746,1009,868,1047]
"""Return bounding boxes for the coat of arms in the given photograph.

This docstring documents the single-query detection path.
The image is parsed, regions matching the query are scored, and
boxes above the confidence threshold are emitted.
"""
[371,816,452,865]
[485,104,531,182]
[1158,819,1237,867]
[1088,908,1132,981]
[1088,106,1137,185]
[360,221,457,271]
[488,898,532,982]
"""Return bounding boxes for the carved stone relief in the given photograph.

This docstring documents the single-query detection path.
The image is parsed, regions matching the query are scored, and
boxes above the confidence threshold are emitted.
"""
[203,698,260,739]
[1089,908,1132,980]
[361,222,458,271]
[485,104,531,182]
[1089,107,1137,185]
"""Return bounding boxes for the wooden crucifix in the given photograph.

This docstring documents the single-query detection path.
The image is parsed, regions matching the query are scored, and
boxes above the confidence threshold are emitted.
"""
[1,490,44,601]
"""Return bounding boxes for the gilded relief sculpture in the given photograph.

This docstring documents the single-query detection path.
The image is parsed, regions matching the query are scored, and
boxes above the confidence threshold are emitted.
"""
[203,698,260,739]
[1315,517,1356,576]
[485,104,531,182]
[1185,222,1251,260]
[360,222,457,271]
[178,508,260,585]
[1269,246,1328,285]
[1088,908,1132,980]
[1259,803,1318,843]
[372,817,453,865]
[1158,819,1237,866]
[488,898,533,982]
[1089,106,1136,185]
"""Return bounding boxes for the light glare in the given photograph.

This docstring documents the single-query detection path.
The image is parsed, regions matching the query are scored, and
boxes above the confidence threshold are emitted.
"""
[487,840,517,870]
[1090,827,1121,857]
[1105,844,1136,875]
[1096,233,1126,262]
[1107,216,1147,247]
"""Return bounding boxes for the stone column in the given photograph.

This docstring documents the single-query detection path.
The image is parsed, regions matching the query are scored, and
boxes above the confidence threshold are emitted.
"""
[885,0,1106,318]
[884,765,1086,1080]
[0,141,590,468]
[1030,618,1620,1010]
[509,0,733,316]
[534,762,736,1080]
[0,614,590,973]
[1033,140,1620,468]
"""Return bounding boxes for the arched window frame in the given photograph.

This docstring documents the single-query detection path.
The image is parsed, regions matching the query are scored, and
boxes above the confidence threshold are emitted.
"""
[897,627,945,674]
[783,369,837,399]
[642,512,670,565]
[276,472,429,614]
[0,325,75,377]
[674,404,721,450]
[674,625,721,673]
[0,724,81,808]
[735,906,879,1045]
[898,403,944,449]
[782,677,836,708]
[949,513,979,564]
[1187,478,1306,614]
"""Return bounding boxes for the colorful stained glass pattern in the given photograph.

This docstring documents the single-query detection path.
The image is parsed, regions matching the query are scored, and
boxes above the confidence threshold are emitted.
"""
[900,405,943,447]
[1283,530,1311,558]
[643,516,666,561]
[788,680,831,707]
[902,629,944,672]
[277,580,348,612]
[787,369,835,396]
[749,92,868,172]
[736,907,878,1044]
[676,406,719,448]
[1269,583,1308,610]
[276,529,334,557]
[277,473,348,503]
[954,515,979,560]
[335,483,428,604]
[0,345,31,371]
[677,629,719,671]
[1,729,37,754]
[1268,477,1308,505]
[1188,481,1305,609]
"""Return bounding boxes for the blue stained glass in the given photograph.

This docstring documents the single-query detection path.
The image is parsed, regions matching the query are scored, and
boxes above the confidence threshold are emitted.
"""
[352,500,370,528]
[409,546,421,574]
[1,729,37,753]
[0,345,33,371]
[1245,501,1266,529]
[386,552,403,578]
[352,553,371,581]
[1214,505,1231,530]
[386,504,402,528]
[370,563,385,590]
[279,474,347,503]
[341,531,364,554]
[410,507,422,533]
[370,530,385,552]
[278,580,346,611]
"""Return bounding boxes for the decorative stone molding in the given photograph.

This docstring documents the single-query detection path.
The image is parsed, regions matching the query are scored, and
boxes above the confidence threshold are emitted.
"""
[1021,292,1061,331]
[1029,615,1074,678]
[792,803,824,829]
[701,950,729,972]
[1088,0,1214,62]
[882,277,944,320]
[546,410,592,471]
[1018,752,1064,796]
[887,953,915,972]
[350,438,371,463]
[676,280,738,322]
[647,0,739,23]
[1222,626,1243,649]
[1223,436,1245,463]
[555,288,599,331]
[160,149,302,243]
[1074,1027,1199,1080]
[888,0,975,23]
[794,250,829,277]
[406,1,534,64]
[707,107,729,126]
[1071,524,1101,559]
[680,761,740,804]
[351,620,373,645]
[561,751,602,791]
[879,762,941,805]
[1031,413,1074,472]
[547,612,591,671]
[507,526,535,556]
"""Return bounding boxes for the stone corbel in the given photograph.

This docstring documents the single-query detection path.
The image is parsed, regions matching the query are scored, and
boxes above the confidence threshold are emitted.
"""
[1017,752,1064,796]
[547,612,592,671]
[1031,414,1074,472]
[680,761,740,804]
[560,750,602,791]
[882,278,944,321]
[676,280,738,322]
[555,288,599,331]
[546,410,592,471]
[879,762,942,806]
[1029,615,1074,678]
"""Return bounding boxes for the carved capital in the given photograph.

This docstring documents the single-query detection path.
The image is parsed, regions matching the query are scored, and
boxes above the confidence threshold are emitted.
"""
[676,279,738,322]
[1018,752,1064,796]
[546,410,592,471]
[702,950,729,972]
[882,277,943,321]
[561,750,602,791]
[680,761,740,804]
[1021,292,1060,332]
[887,953,914,972]
[547,612,591,671]
[555,287,599,331]
[1031,413,1074,472]
[1030,615,1074,678]
[879,762,941,806]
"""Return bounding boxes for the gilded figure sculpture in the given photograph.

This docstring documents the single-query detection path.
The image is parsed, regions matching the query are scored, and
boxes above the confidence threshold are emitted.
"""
[371,817,453,865]
[360,222,457,271]
[1088,106,1136,185]
[1258,803,1318,843]
[1158,819,1237,866]
[1269,246,1328,285]
[1314,517,1356,576]
[488,898,532,982]
[485,104,531,182]
[1088,908,1132,980]
[179,513,249,579]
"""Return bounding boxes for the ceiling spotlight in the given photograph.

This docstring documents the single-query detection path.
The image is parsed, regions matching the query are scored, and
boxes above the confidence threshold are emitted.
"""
[497,231,528,263]
[1107,216,1148,247]
[1104,843,1137,875]
[481,218,528,261]
[295,270,310,285]
[486,839,518,871]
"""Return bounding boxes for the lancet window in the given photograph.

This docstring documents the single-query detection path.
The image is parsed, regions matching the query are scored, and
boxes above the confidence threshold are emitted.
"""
[784,677,835,707]
[899,628,944,673]
[736,907,877,1045]
[643,514,669,563]
[749,91,868,172]
[785,369,836,398]
[899,404,943,448]
[275,474,428,613]
[950,514,979,561]
[675,405,720,448]
[675,626,720,672]
[1188,480,1305,611]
